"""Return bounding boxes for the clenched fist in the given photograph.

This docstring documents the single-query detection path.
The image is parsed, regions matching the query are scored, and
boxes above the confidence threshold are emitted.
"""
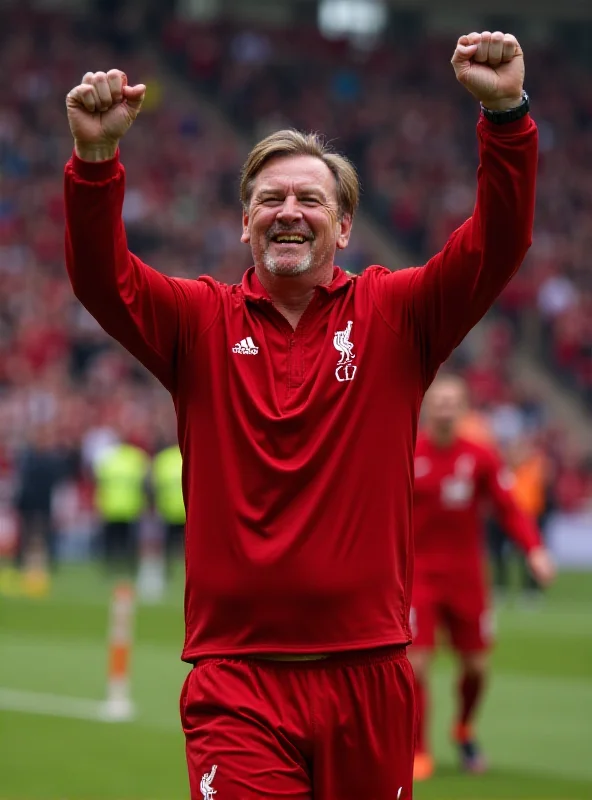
[451,31,524,111]
[66,69,146,162]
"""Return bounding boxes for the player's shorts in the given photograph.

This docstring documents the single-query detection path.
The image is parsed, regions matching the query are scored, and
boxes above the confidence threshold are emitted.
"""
[410,577,494,652]
[181,645,415,799]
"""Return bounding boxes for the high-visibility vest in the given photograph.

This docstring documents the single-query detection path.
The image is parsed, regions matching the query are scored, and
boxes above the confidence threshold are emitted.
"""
[94,444,149,522]
[152,446,185,525]
[512,453,547,519]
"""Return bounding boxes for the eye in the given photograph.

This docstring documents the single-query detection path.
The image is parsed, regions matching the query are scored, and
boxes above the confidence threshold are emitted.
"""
[300,197,320,206]
[261,197,282,206]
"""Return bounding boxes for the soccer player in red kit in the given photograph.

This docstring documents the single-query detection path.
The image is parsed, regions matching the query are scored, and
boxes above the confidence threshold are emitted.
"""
[64,32,537,799]
[410,375,555,781]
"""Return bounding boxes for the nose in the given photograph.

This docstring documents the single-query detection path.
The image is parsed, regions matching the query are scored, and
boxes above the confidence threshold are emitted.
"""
[276,195,303,224]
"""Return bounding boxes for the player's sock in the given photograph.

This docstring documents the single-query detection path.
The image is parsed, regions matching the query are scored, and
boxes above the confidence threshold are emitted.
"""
[453,672,488,773]
[458,670,483,727]
[412,676,434,780]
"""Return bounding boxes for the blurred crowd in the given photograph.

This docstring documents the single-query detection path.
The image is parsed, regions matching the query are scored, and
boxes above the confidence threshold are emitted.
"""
[0,8,248,500]
[161,18,592,499]
[161,20,592,406]
[0,7,590,571]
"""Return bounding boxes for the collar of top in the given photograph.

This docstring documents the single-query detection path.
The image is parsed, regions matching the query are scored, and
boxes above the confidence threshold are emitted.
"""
[241,266,351,303]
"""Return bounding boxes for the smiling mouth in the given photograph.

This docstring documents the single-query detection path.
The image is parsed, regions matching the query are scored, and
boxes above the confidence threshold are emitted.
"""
[271,234,309,244]
[272,236,307,244]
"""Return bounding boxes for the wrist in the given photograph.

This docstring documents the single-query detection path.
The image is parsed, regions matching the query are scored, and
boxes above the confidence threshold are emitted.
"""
[527,542,543,556]
[481,91,529,125]
[481,94,524,112]
[74,141,119,162]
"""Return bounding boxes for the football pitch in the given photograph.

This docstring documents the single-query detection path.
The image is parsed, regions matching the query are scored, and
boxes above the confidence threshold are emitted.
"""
[0,565,591,800]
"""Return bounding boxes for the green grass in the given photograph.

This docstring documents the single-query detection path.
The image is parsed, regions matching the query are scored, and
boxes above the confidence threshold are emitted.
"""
[0,565,591,799]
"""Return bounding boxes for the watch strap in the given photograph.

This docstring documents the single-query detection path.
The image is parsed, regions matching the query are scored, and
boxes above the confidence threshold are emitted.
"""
[481,91,530,125]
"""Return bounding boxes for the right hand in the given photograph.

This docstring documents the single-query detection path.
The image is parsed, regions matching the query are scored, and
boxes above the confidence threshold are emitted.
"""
[66,69,146,162]
[451,31,524,111]
[526,546,556,589]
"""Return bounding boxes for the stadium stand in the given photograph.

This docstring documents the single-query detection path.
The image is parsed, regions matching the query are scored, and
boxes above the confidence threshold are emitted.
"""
[0,6,590,564]
[160,19,592,410]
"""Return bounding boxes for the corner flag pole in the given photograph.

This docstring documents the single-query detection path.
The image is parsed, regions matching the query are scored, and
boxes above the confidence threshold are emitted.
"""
[102,581,135,721]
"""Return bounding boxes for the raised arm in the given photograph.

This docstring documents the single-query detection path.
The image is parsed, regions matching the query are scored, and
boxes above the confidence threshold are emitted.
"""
[373,33,538,384]
[415,32,537,374]
[64,70,215,391]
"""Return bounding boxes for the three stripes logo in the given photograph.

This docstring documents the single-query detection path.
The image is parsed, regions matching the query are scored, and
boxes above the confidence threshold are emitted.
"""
[232,336,259,355]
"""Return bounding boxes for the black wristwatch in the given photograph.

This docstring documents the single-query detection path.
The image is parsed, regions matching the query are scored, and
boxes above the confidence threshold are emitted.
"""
[481,91,530,124]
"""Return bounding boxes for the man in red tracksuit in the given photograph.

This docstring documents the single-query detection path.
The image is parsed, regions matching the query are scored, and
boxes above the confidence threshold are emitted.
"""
[64,32,537,799]
[410,375,554,781]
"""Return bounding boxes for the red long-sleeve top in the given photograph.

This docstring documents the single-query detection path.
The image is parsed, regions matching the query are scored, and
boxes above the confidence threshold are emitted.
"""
[413,433,541,587]
[64,114,538,660]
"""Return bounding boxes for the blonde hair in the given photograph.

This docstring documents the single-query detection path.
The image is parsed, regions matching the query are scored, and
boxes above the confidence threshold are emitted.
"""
[430,373,468,393]
[240,129,360,218]
[426,373,469,407]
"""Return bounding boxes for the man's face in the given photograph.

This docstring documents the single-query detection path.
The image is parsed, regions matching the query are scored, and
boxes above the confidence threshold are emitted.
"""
[424,381,467,431]
[241,155,352,277]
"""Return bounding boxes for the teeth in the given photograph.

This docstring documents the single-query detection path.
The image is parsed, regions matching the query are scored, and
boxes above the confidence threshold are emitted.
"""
[275,235,306,243]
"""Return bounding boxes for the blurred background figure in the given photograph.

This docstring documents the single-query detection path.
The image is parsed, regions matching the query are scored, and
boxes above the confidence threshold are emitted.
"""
[489,433,555,603]
[93,435,150,576]
[410,375,554,781]
[11,422,75,595]
[151,439,185,579]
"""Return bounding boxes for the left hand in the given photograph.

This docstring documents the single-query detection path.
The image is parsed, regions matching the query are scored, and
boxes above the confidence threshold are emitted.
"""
[526,546,556,588]
[451,31,525,111]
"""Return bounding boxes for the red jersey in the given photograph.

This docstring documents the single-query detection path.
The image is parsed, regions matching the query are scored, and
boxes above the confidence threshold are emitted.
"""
[64,115,537,660]
[413,433,541,584]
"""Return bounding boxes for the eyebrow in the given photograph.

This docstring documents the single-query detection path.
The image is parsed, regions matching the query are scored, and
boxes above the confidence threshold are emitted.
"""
[255,186,329,200]
[255,188,284,198]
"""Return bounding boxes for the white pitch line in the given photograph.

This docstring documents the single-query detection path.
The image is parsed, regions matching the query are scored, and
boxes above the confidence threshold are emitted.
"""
[0,688,134,722]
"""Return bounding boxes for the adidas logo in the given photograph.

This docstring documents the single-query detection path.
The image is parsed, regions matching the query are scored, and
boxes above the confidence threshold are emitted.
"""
[232,336,259,355]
